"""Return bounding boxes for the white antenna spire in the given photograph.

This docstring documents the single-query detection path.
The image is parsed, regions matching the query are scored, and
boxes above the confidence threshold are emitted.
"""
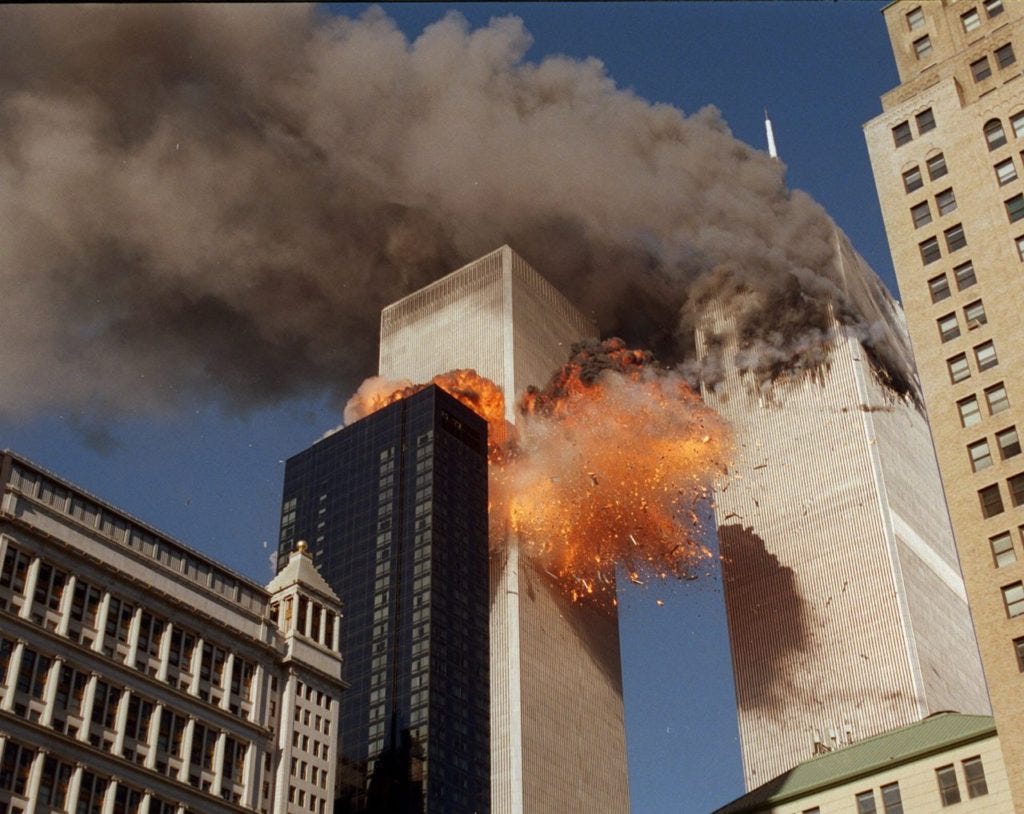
[764,108,778,159]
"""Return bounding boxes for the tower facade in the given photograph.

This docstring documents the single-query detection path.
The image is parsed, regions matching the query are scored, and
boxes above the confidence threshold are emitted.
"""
[379,246,630,814]
[277,387,490,813]
[700,236,990,790]
[864,2,1024,808]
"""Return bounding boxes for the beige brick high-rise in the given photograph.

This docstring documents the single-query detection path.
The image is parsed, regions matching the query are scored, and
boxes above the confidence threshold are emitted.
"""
[865,1,1024,809]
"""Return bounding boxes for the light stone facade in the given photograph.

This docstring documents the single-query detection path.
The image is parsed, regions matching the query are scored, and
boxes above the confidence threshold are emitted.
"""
[864,1,1024,809]
[0,450,344,814]
[700,237,989,791]
[379,245,630,813]
[713,713,1012,814]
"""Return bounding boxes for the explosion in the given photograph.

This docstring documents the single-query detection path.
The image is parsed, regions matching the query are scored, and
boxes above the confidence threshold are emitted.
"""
[346,339,732,604]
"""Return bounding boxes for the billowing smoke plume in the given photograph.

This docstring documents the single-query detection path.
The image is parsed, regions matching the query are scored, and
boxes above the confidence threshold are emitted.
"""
[0,5,910,419]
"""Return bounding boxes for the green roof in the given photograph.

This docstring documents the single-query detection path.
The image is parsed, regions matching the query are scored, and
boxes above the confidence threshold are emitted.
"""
[713,712,996,814]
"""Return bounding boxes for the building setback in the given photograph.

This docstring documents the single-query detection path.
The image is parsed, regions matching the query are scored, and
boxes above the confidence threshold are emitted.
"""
[699,234,990,790]
[277,386,490,813]
[378,246,630,814]
[864,1,1024,809]
[0,450,344,814]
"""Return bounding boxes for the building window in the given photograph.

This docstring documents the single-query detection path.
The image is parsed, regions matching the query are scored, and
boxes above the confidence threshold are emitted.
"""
[916,108,936,133]
[987,383,1010,415]
[992,531,1017,567]
[1014,636,1024,670]
[964,300,988,328]
[944,223,967,251]
[1007,193,1024,222]
[936,764,961,806]
[986,0,1005,17]
[1009,473,1024,506]
[893,121,913,148]
[969,439,994,471]
[1003,582,1024,616]
[980,483,1004,517]
[960,395,983,427]
[920,236,941,264]
[929,274,951,302]
[996,43,1016,69]
[856,790,878,814]
[938,313,960,342]
[997,427,1021,459]
[927,152,948,180]
[973,56,994,81]
[948,353,970,383]
[954,261,977,290]
[907,6,925,29]
[1012,111,1024,138]
[975,340,997,371]
[986,119,1007,150]
[962,8,982,31]
[995,158,1017,185]
[913,35,932,60]
[1017,235,1024,260]
[912,201,933,228]
[903,165,923,192]
[881,781,904,814]
[936,188,957,215]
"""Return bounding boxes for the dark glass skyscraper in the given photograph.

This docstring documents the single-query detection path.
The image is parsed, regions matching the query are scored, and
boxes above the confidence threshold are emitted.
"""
[277,386,490,814]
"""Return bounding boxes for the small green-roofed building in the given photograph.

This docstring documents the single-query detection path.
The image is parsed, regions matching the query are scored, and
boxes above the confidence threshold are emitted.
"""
[713,712,1013,813]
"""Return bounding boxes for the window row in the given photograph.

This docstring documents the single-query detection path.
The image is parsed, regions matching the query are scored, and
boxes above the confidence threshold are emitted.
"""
[920,223,967,265]
[958,382,1010,427]
[893,108,936,147]
[910,187,957,227]
[0,543,257,714]
[967,426,1020,472]
[936,756,989,805]
[985,111,1024,151]
[903,152,947,193]
[970,42,1016,83]
[948,342,998,384]
[938,313,992,352]
[855,781,903,813]
[978,473,1024,519]
[928,261,977,304]
[6,461,264,612]
[960,0,1005,34]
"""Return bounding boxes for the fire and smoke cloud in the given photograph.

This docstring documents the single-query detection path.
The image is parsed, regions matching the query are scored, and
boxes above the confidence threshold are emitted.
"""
[350,340,732,602]
[0,5,910,420]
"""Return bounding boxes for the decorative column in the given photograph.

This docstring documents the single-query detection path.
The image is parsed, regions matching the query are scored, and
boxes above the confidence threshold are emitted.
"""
[177,718,196,784]
[39,656,63,727]
[92,592,112,654]
[126,606,144,667]
[144,702,163,770]
[17,556,41,620]
[112,689,132,756]
[220,652,235,712]
[65,764,84,814]
[77,674,99,743]
[0,641,25,711]
[210,730,227,797]
[56,574,77,637]
[23,748,46,811]
[156,622,173,683]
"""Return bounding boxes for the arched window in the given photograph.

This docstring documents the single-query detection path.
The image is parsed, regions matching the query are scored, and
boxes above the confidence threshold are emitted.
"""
[985,118,1007,150]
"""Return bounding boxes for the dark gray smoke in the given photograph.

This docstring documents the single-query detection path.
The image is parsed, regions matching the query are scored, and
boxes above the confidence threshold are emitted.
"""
[0,5,911,418]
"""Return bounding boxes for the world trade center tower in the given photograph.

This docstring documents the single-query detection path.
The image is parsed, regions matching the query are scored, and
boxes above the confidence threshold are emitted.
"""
[379,245,630,813]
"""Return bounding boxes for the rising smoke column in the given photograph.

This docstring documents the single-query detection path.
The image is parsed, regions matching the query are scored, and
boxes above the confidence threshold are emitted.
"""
[0,5,911,420]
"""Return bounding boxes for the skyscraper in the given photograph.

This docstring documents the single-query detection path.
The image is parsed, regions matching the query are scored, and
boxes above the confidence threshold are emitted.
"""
[864,2,1024,808]
[277,386,490,813]
[379,246,630,814]
[700,234,990,790]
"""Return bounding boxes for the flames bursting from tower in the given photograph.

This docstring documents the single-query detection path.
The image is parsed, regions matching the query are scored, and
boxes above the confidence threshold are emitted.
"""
[345,338,732,602]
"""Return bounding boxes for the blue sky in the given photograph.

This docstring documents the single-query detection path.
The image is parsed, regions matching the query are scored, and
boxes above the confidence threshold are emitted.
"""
[0,4,901,811]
